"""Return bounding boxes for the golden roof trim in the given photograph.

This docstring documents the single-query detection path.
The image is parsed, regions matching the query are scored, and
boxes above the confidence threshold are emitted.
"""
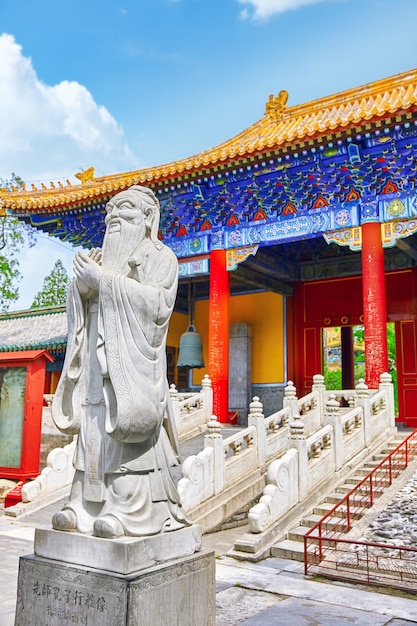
[4,68,417,211]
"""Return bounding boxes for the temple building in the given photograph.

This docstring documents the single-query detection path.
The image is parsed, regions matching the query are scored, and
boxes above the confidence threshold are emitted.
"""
[2,68,417,427]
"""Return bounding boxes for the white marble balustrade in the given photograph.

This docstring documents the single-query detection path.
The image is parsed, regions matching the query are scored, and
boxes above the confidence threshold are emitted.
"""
[178,373,395,534]
[245,373,396,537]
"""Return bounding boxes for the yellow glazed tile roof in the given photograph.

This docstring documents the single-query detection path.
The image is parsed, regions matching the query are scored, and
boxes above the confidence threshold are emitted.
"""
[2,68,417,213]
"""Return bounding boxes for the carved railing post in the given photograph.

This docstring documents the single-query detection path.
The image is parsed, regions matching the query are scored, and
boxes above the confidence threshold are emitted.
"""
[355,378,371,446]
[283,380,298,419]
[288,413,308,501]
[312,373,326,425]
[324,393,343,470]
[169,383,180,432]
[204,416,225,495]
[379,372,395,427]
[248,396,265,468]
[200,374,213,423]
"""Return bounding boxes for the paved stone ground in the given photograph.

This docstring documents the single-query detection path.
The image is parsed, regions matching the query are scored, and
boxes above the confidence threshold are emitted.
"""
[2,501,417,625]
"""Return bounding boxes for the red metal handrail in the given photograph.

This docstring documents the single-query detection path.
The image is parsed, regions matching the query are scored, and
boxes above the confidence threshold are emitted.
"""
[304,429,417,590]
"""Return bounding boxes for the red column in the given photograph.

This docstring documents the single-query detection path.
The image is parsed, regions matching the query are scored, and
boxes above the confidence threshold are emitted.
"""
[208,249,230,423]
[361,221,388,388]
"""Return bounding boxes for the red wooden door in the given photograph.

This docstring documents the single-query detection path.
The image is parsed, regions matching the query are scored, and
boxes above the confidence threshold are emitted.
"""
[396,320,417,428]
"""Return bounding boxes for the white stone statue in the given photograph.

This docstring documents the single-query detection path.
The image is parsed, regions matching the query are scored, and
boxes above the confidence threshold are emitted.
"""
[51,185,190,539]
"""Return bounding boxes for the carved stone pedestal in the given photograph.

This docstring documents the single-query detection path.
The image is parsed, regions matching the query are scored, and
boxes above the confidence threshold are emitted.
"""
[15,529,215,626]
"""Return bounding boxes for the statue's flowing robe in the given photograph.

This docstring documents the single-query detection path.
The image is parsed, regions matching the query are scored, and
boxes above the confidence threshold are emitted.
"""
[52,239,187,535]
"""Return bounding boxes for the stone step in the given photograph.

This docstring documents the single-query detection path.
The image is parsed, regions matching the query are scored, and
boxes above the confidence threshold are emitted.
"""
[353,467,375,476]
[300,515,350,536]
[300,513,340,528]
[326,490,352,502]
[300,513,321,526]
[337,484,386,504]
[313,500,365,519]
[363,461,379,469]
[335,483,385,501]
[352,466,393,475]
[370,456,403,467]
[312,501,337,516]
[350,466,399,483]
[325,492,368,505]
[287,525,313,542]
[270,538,307,561]
[346,472,371,481]
[287,521,349,542]
[336,483,366,493]
[383,441,404,454]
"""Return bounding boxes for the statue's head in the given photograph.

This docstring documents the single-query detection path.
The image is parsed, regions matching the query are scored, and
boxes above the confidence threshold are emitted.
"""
[102,185,162,269]
[105,186,160,240]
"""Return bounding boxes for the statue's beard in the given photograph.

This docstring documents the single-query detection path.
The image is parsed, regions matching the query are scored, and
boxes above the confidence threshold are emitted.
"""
[101,220,144,272]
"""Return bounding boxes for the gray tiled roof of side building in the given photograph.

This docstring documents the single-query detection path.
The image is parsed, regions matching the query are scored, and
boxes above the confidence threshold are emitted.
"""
[0,306,67,352]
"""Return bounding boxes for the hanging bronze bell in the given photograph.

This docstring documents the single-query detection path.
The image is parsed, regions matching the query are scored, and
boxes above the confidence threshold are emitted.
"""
[177,324,205,368]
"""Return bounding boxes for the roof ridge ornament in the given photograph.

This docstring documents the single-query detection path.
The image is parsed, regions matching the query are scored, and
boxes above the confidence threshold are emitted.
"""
[265,89,289,121]
[75,166,95,185]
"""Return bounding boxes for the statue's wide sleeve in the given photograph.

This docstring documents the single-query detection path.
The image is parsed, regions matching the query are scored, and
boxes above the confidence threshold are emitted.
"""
[51,282,86,434]
[97,245,178,445]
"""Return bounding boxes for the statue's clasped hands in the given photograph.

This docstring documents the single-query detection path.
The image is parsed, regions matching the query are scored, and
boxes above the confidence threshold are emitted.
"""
[74,248,103,297]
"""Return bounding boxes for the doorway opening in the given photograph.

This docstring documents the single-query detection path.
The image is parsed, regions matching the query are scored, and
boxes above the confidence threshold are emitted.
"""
[322,324,397,412]
[323,326,363,390]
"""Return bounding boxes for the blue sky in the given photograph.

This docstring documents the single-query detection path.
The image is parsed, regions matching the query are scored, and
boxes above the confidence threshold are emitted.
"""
[1,0,417,308]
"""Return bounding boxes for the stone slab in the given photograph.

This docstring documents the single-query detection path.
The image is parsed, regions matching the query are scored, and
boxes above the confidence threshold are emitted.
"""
[15,549,215,626]
[34,524,202,575]
[216,586,284,624]
[216,558,417,622]
[239,596,390,625]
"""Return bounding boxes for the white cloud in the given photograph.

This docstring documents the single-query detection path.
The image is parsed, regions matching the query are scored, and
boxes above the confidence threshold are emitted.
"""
[0,33,140,185]
[238,0,335,20]
[0,33,142,309]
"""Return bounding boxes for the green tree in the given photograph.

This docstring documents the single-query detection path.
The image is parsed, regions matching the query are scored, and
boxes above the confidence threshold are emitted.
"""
[0,173,37,312]
[31,259,71,309]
